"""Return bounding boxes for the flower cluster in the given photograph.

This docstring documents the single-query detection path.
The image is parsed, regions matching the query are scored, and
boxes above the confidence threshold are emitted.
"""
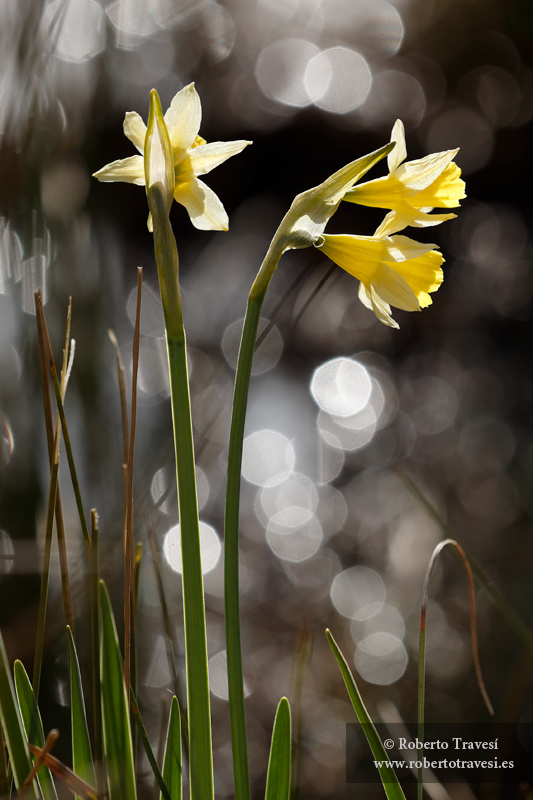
[93,88,464,328]
[282,118,464,328]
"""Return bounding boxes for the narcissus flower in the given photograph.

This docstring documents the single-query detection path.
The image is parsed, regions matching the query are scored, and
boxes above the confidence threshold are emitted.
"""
[344,120,465,236]
[93,83,251,231]
[314,231,444,329]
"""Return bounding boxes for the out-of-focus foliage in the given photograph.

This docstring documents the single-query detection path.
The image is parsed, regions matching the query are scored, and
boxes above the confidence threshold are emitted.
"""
[1,1,533,797]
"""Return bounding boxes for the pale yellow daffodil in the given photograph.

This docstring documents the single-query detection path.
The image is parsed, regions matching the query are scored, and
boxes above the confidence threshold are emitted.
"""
[93,83,251,231]
[344,119,466,236]
[314,229,444,329]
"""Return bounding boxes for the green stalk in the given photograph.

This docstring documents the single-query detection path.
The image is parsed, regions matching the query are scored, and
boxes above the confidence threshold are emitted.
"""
[224,240,285,800]
[149,185,212,800]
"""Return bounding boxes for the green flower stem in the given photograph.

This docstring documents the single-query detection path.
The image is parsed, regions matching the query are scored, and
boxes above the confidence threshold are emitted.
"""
[149,186,213,800]
[224,239,285,800]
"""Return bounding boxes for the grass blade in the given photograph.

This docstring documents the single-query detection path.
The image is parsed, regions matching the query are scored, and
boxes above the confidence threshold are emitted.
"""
[265,698,291,800]
[0,633,38,797]
[394,465,533,654]
[146,521,188,754]
[124,267,143,695]
[35,292,91,559]
[66,627,96,796]
[326,630,405,800]
[99,581,136,800]
[13,660,57,800]
[0,718,12,797]
[417,539,494,800]
[89,510,104,794]
[129,687,171,800]
[161,696,182,800]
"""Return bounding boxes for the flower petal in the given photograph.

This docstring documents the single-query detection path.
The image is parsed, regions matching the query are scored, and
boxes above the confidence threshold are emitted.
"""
[173,177,229,231]
[386,234,437,261]
[92,155,145,185]
[375,206,457,237]
[368,262,420,312]
[388,119,407,174]
[164,83,202,157]
[123,111,146,154]
[368,285,400,328]
[344,174,417,210]
[407,162,466,209]
[358,281,373,310]
[395,148,458,191]
[188,140,252,176]
[386,246,444,301]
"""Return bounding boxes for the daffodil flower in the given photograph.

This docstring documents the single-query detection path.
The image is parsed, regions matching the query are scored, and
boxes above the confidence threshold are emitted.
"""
[314,230,444,329]
[344,119,466,236]
[93,83,251,231]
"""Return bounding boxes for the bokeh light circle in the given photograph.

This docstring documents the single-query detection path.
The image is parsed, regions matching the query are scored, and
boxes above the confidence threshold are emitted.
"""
[305,47,372,113]
[163,521,221,574]
[266,507,323,562]
[242,430,295,487]
[255,39,319,108]
[311,358,372,417]
[330,566,386,620]
[355,633,408,685]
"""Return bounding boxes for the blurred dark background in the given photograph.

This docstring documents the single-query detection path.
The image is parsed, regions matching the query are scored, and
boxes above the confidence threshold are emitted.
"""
[1,0,533,797]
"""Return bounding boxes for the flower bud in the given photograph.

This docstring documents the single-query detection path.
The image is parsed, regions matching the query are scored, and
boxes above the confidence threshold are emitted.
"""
[144,89,175,215]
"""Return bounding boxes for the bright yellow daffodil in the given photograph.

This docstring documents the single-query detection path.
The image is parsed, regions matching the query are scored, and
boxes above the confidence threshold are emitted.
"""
[93,83,251,231]
[344,119,466,236]
[314,229,444,329]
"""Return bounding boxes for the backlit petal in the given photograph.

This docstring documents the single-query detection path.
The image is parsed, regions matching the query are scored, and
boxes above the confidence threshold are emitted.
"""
[386,247,444,300]
[188,140,252,176]
[123,111,146,154]
[386,234,437,261]
[369,285,399,328]
[368,262,420,312]
[344,175,418,210]
[164,83,202,157]
[93,155,145,185]
[375,207,457,237]
[407,162,466,209]
[395,148,458,191]
[388,119,407,174]
[174,177,229,230]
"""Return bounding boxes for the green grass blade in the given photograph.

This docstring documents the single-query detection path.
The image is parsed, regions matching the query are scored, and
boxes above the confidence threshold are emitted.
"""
[146,523,188,754]
[0,718,12,797]
[129,687,172,800]
[89,510,104,793]
[66,627,96,796]
[99,581,137,800]
[0,635,38,797]
[326,630,406,800]
[265,698,291,800]
[13,660,56,800]
[161,696,182,800]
